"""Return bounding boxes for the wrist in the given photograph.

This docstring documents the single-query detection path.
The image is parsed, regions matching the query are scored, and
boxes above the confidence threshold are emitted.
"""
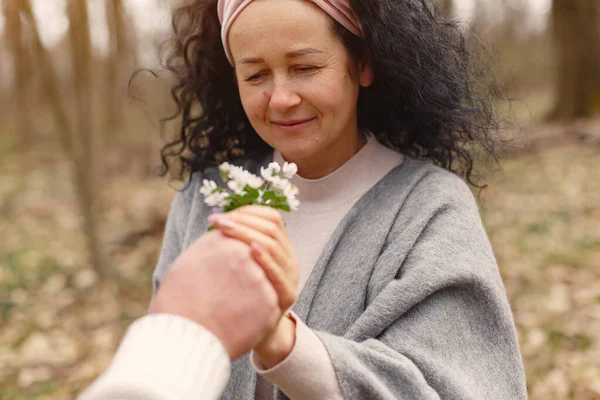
[254,313,296,368]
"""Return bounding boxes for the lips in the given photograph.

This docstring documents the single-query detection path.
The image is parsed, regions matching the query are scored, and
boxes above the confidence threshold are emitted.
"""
[272,118,315,126]
[273,117,317,133]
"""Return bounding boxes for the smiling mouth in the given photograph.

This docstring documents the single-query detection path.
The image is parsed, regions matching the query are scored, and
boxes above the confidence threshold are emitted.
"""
[271,118,316,132]
[272,118,316,126]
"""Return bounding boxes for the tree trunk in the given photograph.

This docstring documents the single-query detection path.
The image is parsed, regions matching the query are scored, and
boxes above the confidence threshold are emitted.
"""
[549,0,600,120]
[19,0,72,153]
[105,0,127,135]
[4,0,33,145]
[66,0,109,280]
[20,0,109,280]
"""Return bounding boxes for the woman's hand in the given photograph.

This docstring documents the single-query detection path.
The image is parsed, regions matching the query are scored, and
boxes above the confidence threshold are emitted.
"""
[208,205,299,311]
[208,205,299,367]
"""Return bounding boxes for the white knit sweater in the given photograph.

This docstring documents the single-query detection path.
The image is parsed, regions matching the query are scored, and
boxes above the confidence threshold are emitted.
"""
[78,314,230,400]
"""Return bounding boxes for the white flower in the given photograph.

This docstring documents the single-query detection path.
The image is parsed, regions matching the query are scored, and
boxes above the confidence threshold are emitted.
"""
[283,183,299,198]
[268,162,281,174]
[245,171,265,189]
[281,182,300,210]
[227,166,264,190]
[269,176,289,193]
[260,167,273,182]
[205,192,230,207]
[200,179,218,197]
[282,162,298,179]
[219,162,232,174]
[243,168,264,189]
[288,198,300,211]
[227,179,246,195]
[261,162,282,182]
[228,167,247,187]
[202,162,299,212]
[269,176,300,210]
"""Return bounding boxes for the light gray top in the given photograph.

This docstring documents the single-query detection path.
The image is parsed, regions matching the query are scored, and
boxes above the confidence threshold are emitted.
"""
[152,151,527,400]
[274,134,404,292]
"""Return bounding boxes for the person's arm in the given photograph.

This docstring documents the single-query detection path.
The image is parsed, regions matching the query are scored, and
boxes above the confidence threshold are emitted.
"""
[251,312,344,400]
[77,314,230,400]
[80,172,281,400]
[311,176,526,399]
[250,174,526,399]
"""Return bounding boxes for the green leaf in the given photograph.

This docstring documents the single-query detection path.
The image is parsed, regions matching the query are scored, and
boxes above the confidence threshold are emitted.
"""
[245,186,259,198]
[273,204,291,212]
[220,170,229,182]
[239,195,257,206]
[263,190,277,200]
[207,225,216,231]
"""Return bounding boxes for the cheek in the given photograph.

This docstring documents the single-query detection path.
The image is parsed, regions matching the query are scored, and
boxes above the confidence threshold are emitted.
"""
[312,74,356,115]
[238,87,267,122]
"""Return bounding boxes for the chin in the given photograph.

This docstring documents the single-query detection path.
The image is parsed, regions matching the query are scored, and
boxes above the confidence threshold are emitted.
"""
[274,142,318,162]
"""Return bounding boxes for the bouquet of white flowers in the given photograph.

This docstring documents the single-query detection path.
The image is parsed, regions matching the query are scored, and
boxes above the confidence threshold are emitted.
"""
[200,161,300,219]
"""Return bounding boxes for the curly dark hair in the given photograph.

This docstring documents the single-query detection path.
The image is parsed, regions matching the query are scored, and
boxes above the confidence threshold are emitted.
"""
[159,0,501,186]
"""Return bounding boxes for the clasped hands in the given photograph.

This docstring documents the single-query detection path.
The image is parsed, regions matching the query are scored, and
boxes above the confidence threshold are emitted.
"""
[151,205,299,367]
[208,206,299,367]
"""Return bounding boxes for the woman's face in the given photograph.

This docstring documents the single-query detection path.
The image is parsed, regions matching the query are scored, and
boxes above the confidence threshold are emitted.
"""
[228,0,373,177]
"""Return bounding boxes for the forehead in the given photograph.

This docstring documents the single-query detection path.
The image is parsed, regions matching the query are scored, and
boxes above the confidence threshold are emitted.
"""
[228,0,338,59]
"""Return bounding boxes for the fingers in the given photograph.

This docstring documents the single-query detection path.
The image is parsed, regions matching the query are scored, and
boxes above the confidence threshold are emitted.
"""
[210,213,289,269]
[209,205,293,257]
[251,243,297,311]
[208,205,299,312]
[231,206,292,254]
[232,205,286,229]
[215,212,285,243]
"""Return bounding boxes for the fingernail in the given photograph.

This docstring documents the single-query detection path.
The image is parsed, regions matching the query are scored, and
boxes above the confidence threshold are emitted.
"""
[216,218,236,229]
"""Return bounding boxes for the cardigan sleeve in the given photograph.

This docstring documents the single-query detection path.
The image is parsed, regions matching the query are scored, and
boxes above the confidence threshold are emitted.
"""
[151,179,196,296]
[312,175,527,400]
[251,312,344,400]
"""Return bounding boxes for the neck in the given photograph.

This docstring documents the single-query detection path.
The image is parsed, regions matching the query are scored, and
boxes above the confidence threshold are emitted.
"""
[284,132,367,180]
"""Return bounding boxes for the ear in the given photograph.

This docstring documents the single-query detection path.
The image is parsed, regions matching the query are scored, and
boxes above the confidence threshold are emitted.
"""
[359,63,374,87]
[358,52,374,87]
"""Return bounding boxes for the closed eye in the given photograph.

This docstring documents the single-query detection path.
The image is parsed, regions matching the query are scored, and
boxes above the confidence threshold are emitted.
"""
[295,66,318,73]
[246,73,264,82]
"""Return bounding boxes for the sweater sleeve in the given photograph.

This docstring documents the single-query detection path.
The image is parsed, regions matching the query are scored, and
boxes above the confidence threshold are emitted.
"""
[312,175,527,400]
[251,312,344,400]
[77,314,230,400]
[151,180,196,299]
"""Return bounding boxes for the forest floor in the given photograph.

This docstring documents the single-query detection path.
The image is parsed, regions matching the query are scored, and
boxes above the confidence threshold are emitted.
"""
[0,118,599,400]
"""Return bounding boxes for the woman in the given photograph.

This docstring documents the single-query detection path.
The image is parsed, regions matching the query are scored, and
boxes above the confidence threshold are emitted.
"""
[152,0,527,398]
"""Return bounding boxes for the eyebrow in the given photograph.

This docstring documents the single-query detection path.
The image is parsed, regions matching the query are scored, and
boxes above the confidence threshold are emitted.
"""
[238,48,324,65]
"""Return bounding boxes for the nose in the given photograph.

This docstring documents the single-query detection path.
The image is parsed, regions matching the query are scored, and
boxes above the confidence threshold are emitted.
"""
[268,78,301,112]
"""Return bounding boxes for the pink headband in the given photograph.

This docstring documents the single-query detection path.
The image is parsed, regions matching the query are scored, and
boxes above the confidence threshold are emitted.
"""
[217,0,363,64]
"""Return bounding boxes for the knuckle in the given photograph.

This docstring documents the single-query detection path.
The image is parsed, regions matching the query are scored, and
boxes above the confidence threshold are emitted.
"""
[263,238,278,254]
[274,212,284,226]
[283,291,297,309]
[265,223,279,239]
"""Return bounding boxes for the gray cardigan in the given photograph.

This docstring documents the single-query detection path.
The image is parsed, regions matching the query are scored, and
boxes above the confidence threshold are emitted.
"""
[152,152,527,400]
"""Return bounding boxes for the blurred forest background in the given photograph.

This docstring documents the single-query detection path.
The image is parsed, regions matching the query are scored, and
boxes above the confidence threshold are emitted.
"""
[0,0,599,399]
